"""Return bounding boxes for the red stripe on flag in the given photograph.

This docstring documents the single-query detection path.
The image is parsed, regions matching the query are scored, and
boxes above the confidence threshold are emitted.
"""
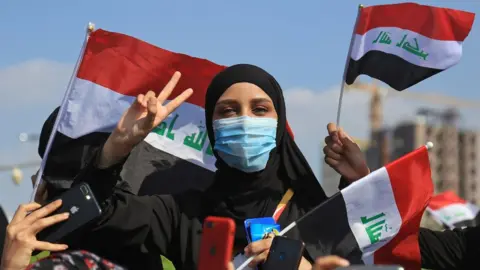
[375,146,433,269]
[428,191,467,210]
[77,29,226,108]
[356,3,475,41]
[76,29,296,139]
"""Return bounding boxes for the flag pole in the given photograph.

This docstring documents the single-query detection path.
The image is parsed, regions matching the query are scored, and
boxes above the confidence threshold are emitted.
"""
[30,22,96,202]
[335,4,363,127]
[426,141,434,150]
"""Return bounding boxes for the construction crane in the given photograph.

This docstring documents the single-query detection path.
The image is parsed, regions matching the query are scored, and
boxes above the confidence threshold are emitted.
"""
[344,80,480,167]
[345,80,480,131]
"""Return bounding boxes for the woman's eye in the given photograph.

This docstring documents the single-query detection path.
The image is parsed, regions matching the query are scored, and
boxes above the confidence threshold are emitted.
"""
[221,108,236,116]
[253,107,268,114]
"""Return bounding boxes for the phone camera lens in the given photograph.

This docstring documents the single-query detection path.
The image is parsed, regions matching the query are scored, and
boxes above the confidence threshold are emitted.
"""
[206,222,214,228]
[80,186,88,196]
[279,252,286,261]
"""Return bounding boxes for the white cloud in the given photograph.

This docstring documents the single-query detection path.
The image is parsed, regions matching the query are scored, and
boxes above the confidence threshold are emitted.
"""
[0,59,73,107]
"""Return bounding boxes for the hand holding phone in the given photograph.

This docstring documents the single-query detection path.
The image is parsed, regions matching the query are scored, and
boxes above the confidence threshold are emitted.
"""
[261,236,304,270]
[36,183,102,244]
[198,216,236,270]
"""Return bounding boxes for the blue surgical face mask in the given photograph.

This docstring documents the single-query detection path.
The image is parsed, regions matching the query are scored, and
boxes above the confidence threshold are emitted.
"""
[213,116,277,173]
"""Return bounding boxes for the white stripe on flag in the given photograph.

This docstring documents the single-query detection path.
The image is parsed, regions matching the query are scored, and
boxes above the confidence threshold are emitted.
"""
[58,78,217,171]
[351,27,462,70]
[341,167,402,261]
[428,203,479,227]
[58,78,135,138]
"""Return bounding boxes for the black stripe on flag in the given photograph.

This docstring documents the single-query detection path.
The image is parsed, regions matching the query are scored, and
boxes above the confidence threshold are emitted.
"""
[345,50,442,91]
[451,211,480,229]
[127,141,215,196]
[296,192,364,264]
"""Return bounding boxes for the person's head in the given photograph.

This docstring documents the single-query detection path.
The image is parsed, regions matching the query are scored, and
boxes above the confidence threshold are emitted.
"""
[204,64,289,174]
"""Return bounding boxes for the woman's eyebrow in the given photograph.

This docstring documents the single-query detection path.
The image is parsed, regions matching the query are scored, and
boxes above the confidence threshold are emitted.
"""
[251,98,272,104]
[216,99,238,106]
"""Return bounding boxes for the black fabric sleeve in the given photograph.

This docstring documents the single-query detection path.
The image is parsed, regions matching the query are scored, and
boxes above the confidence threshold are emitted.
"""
[419,226,480,270]
[65,148,181,268]
[337,176,350,191]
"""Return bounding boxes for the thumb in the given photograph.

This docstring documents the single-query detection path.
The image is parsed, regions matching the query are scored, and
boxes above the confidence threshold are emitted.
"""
[338,129,356,151]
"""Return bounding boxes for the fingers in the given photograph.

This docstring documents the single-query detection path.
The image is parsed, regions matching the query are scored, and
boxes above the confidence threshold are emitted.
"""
[165,88,193,114]
[313,256,350,270]
[324,136,343,155]
[244,237,273,256]
[244,236,274,267]
[11,203,42,224]
[23,199,63,225]
[327,123,340,143]
[33,241,68,252]
[133,94,145,108]
[323,146,342,160]
[29,212,69,234]
[226,262,235,270]
[144,95,158,129]
[157,71,182,103]
[248,250,269,267]
[325,156,341,167]
[338,128,358,153]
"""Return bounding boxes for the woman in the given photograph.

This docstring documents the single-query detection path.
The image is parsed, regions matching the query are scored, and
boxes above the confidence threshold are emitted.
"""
[323,122,480,270]
[67,64,332,269]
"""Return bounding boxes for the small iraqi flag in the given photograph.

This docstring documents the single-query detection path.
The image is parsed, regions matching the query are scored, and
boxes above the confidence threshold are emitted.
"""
[426,191,480,229]
[297,144,433,269]
[345,3,475,91]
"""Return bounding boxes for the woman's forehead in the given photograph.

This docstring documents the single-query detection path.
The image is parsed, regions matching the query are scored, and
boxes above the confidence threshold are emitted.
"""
[217,82,272,102]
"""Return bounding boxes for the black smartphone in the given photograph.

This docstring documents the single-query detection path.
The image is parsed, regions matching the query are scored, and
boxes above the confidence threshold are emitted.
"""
[261,236,304,270]
[36,183,102,243]
[339,266,404,270]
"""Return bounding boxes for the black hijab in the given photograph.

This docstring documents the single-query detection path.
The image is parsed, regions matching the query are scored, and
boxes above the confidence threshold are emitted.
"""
[203,64,327,244]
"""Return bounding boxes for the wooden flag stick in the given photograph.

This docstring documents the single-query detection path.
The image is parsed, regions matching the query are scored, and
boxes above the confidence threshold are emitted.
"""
[30,22,96,202]
[335,4,364,127]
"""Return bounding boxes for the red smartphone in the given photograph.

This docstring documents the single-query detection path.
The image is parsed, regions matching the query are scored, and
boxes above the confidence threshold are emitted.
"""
[198,216,236,270]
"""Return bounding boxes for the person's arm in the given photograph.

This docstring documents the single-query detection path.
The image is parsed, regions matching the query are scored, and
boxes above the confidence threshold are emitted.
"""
[419,226,480,270]
[63,147,181,265]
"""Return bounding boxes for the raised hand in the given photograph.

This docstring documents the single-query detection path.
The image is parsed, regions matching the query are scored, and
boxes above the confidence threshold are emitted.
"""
[1,200,69,270]
[323,123,370,183]
[100,71,193,168]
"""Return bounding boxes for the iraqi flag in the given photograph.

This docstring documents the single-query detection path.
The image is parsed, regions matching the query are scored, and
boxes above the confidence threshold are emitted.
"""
[426,191,480,229]
[56,29,225,194]
[345,3,475,91]
[297,144,433,269]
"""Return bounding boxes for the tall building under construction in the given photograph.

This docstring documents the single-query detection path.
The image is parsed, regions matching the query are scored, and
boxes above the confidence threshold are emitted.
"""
[391,113,480,204]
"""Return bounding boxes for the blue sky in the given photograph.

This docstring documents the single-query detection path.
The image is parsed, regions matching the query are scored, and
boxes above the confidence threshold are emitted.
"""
[0,0,479,216]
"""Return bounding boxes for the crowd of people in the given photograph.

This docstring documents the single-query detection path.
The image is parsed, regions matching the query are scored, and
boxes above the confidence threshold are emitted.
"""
[1,64,479,270]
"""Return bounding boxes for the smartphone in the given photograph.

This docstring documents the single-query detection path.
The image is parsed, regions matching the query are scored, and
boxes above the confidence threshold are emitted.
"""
[198,216,236,270]
[261,236,304,270]
[338,266,404,270]
[36,183,102,244]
